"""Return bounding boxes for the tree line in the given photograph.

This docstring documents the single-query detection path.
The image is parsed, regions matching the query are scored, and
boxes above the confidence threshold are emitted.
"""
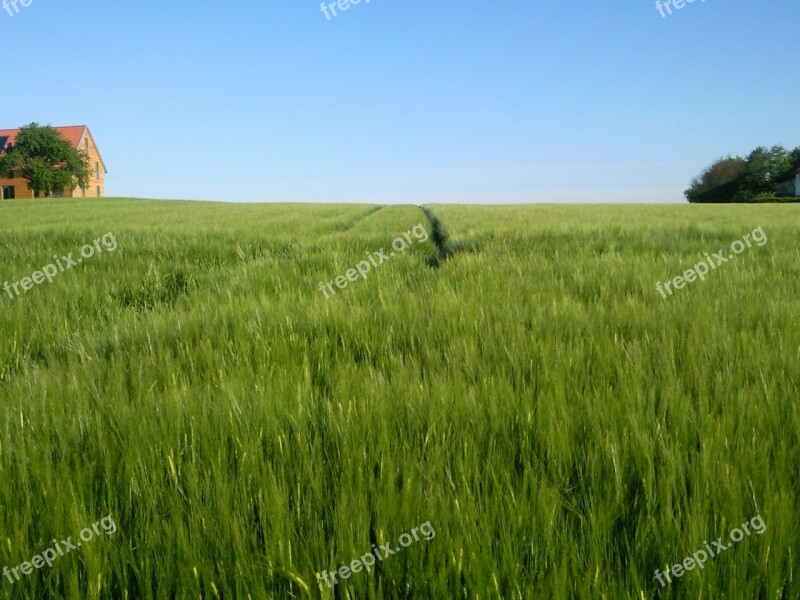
[685,145,800,203]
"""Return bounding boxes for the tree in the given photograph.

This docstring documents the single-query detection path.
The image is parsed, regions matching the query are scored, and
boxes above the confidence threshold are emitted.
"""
[778,146,800,177]
[732,146,794,202]
[0,123,90,198]
[685,156,746,202]
[790,146,800,166]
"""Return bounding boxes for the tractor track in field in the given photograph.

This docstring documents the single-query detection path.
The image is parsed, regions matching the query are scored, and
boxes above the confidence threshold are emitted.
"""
[340,205,386,233]
[419,206,460,268]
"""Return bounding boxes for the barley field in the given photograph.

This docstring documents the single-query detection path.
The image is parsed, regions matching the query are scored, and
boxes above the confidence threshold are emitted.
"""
[0,199,798,599]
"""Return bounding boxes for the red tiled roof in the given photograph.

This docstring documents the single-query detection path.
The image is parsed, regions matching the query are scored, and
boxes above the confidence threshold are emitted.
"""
[0,125,106,173]
[0,125,88,152]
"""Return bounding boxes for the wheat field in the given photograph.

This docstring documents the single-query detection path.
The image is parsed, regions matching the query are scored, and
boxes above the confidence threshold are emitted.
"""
[0,199,798,599]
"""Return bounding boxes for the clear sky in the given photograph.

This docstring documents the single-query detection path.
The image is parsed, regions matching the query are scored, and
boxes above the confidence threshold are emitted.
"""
[2,0,798,203]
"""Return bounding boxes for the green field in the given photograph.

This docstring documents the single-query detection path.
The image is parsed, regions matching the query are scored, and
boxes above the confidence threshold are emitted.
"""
[0,199,798,599]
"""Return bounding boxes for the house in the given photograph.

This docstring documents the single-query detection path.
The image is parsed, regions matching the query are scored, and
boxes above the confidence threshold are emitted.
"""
[0,125,107,199]
[775,161,800,198]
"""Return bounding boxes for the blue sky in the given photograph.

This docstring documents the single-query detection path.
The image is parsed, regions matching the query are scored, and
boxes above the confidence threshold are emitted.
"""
[2,0,798,203]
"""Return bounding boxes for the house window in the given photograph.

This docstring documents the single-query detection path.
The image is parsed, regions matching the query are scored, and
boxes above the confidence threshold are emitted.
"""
[84,138,89,152]
[96,186,101,197]
[52,188,64,198]
[2,186,14,199]
[94,163,100,179]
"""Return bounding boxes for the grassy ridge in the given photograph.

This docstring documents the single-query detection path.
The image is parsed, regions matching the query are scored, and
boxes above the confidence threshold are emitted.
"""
[0,199,798,598]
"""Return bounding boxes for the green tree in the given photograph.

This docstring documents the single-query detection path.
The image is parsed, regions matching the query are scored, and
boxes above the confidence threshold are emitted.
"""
[0,123,90,198]
[685,156,746,203]
[778,146,800,177]
[732,146,791,202]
